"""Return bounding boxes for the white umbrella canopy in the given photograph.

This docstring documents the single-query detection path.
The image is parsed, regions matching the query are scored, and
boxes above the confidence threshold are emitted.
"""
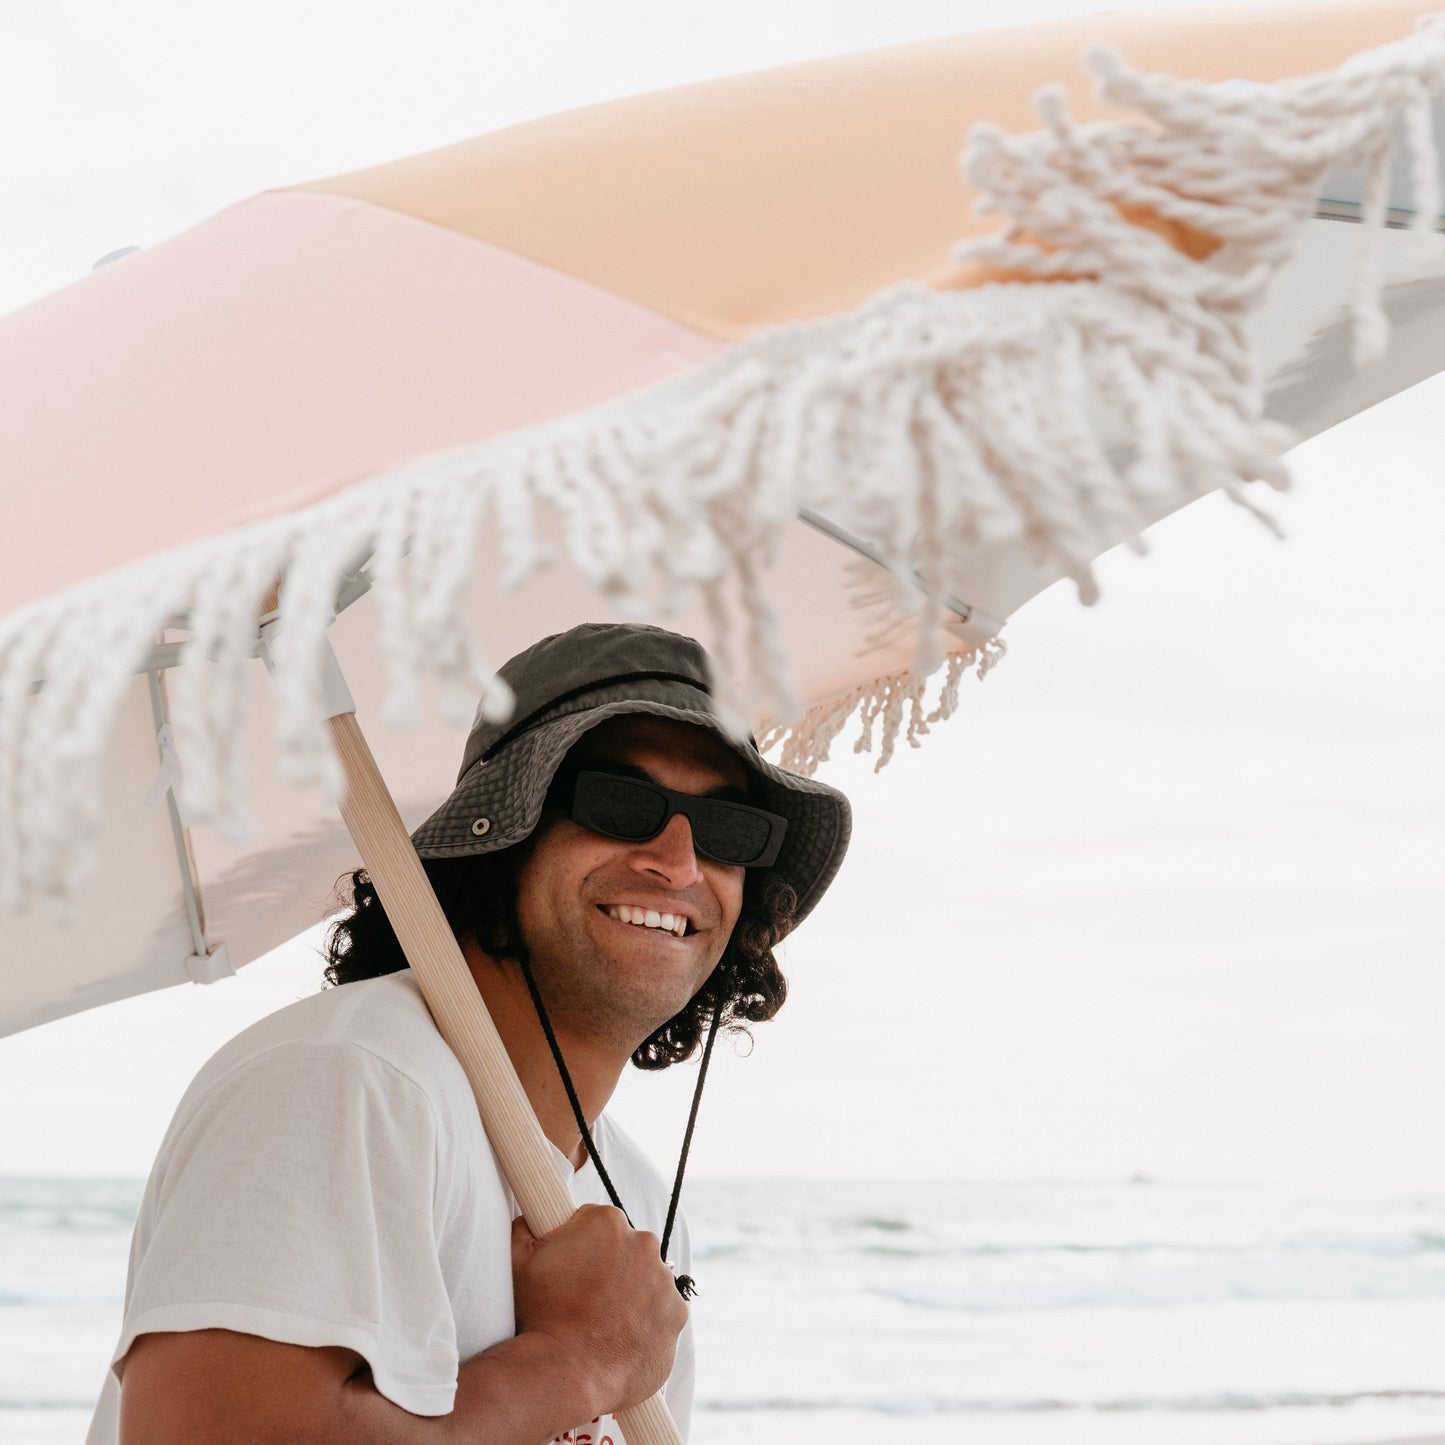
[3,4,1445,1043]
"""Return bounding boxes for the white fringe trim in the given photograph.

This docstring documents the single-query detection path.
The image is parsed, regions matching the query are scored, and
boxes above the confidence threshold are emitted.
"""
[4,18,1445,906]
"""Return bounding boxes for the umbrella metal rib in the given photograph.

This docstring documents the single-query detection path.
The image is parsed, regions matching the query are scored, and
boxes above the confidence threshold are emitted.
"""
[797,504,992,632]
[143,666,214,976]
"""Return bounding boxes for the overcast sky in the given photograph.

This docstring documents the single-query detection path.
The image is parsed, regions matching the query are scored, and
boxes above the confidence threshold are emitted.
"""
[0,0,1440,1193]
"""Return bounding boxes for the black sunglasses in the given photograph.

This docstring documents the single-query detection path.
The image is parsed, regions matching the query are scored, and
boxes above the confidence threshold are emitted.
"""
[568,769,788,868]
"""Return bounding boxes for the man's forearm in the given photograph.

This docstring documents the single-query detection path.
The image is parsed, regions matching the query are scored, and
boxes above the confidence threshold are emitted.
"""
[342,1331,603,1445]
[118,1327,606,1445]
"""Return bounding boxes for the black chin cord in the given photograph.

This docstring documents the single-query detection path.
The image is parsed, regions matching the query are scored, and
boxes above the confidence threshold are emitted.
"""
[515,951,720,1300]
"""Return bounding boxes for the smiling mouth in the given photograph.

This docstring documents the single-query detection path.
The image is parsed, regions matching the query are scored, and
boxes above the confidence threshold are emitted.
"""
[600,904,692,938]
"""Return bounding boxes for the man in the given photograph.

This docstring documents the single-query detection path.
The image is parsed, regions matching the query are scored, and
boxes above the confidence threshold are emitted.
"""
[88,621,851,1444]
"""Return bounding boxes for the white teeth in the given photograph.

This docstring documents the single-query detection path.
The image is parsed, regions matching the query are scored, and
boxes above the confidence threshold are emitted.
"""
[606,905,687,936]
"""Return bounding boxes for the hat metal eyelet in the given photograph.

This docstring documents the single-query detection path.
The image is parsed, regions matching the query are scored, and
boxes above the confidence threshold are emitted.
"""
[471,818,491,837]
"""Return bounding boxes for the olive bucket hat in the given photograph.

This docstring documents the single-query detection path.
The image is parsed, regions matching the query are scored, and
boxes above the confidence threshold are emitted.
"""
[410,621,851,928]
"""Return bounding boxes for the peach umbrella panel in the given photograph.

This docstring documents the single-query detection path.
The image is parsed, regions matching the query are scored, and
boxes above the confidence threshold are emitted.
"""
[4,5,1445,1436]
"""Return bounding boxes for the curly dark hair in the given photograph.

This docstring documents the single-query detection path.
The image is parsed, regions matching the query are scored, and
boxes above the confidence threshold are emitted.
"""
[323,834,796,1069]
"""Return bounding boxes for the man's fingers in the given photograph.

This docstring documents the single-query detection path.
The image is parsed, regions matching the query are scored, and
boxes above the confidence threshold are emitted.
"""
[510,1202,687,1411]
[511,1203,619,1257]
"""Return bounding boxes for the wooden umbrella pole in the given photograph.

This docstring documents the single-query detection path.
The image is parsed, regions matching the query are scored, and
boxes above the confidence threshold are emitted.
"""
[326,711,682,1445]
[327,713,573,1228]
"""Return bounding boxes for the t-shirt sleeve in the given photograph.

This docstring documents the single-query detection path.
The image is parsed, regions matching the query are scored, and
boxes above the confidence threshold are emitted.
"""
[113,1039,461,1416]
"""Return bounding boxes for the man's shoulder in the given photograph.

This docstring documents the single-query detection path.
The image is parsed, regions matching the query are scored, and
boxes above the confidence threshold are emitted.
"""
[190,970,462,1100]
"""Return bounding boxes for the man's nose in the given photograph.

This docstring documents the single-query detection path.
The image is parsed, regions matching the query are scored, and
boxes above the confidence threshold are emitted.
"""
[631,812,703,883]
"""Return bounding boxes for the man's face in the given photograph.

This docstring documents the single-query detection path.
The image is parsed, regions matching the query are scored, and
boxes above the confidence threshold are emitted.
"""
[513,715,749,1053]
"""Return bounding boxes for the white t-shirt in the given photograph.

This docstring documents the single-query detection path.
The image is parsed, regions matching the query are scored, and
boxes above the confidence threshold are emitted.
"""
[85,971,695,1444]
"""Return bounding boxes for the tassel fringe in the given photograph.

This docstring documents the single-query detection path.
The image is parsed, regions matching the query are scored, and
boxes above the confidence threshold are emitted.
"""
[4,19,1445,905]
[758,640,1007,777]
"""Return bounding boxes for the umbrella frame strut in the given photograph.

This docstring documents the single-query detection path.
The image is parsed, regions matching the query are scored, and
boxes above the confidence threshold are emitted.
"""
[260,621,683,1444]
[144,668,206,963]
[143,666,233,985]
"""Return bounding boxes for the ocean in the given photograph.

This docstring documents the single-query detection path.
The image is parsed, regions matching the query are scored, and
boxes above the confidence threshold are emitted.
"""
[2,1176,1443,1445]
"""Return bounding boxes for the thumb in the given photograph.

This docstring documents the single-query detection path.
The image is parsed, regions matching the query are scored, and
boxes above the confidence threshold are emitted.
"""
[510,1214,538,1268]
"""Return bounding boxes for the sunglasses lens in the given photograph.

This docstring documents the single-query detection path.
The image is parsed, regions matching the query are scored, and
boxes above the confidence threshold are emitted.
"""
[575,773,669,840]
[571,771,783,867]
[692,806,774,866]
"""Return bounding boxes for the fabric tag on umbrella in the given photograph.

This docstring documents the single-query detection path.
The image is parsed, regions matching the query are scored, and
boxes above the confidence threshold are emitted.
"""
[143,723,185,815]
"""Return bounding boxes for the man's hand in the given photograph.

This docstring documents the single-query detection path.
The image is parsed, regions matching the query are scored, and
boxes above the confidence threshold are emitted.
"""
[511,1203,690,1416]
[117,1205,688,1444]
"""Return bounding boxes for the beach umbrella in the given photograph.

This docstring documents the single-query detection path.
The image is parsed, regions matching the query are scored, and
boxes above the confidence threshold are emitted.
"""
[4,3,1445,1438]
